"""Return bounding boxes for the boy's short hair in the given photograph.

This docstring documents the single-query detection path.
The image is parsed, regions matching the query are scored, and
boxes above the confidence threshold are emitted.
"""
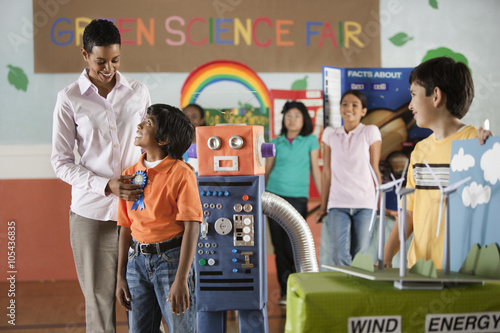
[147,104,194,159]
[386,150,409,179]
[183,103,205,120]
[280,101,314,136]
[83,19,121,54]
[409,57,474,119]
[341,89,367,109]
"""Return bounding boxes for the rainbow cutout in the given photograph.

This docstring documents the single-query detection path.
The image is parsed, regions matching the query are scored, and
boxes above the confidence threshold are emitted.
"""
[180,60,271,115]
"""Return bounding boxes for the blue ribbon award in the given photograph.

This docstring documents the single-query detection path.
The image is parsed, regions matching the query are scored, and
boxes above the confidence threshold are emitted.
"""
[131,170,147,211]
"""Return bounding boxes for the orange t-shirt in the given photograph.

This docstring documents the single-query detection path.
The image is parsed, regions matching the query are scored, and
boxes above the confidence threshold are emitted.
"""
[118,154,203,244]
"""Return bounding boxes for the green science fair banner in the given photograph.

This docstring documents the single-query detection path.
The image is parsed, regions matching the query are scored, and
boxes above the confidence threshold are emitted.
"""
[31,0,380,73]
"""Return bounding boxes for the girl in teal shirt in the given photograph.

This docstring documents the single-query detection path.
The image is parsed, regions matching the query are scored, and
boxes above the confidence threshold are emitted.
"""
[265,101,321,305]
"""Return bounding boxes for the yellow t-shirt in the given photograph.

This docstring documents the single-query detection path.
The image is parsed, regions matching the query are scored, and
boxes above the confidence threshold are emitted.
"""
[406,125,477,269]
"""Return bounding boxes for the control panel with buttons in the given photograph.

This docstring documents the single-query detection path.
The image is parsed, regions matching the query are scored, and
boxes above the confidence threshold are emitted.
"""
[194,175,266,312]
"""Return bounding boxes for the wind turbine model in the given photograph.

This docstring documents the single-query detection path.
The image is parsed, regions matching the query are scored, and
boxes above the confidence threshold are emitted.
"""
[392,182,415,290]
[423,160,471,275]
[395,186,414,278]
[387,158,413,277]
[368,162,404,270]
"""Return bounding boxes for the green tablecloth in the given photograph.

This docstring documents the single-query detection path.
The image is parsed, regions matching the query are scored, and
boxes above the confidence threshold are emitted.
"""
[286,272,500,333]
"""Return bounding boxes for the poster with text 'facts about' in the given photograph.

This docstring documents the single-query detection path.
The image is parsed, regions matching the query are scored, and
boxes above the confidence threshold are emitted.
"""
[322,66,432,161]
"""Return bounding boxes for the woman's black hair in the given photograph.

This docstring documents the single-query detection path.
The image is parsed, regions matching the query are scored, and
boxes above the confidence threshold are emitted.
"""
[341,89,367,109]
[280,101,314,136]
[82,19,121,54]
[147,104,194,159]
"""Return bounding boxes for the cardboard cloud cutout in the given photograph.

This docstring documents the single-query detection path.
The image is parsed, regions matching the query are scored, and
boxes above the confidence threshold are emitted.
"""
[451,147,475,172]
[481,142,500,185]
[462,182,491,209]
[449,137,500,272]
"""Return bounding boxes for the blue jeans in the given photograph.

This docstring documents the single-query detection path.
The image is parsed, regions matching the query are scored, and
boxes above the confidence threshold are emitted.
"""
[327,208,372,266]
[126,243,196,333]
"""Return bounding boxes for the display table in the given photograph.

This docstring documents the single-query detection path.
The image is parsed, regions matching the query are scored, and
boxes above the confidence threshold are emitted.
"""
[285,272,500,333]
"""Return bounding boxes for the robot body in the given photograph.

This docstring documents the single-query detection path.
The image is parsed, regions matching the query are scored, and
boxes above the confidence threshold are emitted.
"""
[194,125,272,333]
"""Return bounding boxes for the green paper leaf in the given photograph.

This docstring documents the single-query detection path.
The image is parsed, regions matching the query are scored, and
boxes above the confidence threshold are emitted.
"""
[389,32,414,47]
[421,47,472,73]
[429,0,438,9]
[291,75,308,90]
[7,65,28,92]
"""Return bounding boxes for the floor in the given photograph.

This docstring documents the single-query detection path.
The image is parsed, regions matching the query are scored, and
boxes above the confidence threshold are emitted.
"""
[0,203,322,332]
[0,273,286,333]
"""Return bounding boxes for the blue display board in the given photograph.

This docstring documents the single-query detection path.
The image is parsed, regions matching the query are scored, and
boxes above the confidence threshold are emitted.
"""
[323,67,413,124]
[449,137,500,271]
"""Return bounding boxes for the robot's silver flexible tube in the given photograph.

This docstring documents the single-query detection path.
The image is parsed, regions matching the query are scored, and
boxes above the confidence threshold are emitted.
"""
[261,191,319,273]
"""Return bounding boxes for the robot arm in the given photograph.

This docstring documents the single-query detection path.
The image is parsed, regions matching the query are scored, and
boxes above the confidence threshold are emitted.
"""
[261,191,319,273]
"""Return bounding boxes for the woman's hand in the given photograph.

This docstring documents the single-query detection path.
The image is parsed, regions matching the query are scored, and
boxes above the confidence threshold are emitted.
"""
[106,175,144,201]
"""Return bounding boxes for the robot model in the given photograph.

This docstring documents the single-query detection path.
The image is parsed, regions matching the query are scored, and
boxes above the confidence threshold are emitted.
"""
[191,124,274,333]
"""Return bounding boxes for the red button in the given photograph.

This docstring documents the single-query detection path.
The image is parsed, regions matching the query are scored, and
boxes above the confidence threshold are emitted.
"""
[242,195,249,201]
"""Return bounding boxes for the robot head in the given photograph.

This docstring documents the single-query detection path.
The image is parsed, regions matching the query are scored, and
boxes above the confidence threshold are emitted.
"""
[196,125,274,176]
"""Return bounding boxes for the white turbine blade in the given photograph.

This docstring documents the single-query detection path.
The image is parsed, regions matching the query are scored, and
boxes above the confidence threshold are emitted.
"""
[399,158,409,186]
[436,193,444,237]
[395,179,404,194]
[380,178,404,191]
[444,176,471,195]
[367,157,380,187]
[369,190,380,232]
[400,187,415,196]
[394,160,409,195]
[423,159,443,192]
[395,183,402,195]
[402,158,409,182]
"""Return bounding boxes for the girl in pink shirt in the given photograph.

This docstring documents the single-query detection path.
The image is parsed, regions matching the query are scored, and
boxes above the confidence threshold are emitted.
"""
[316,90,382,266]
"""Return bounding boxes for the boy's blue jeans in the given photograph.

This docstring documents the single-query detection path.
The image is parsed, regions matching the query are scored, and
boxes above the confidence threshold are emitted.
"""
[327,208,373,266]
[126,244,196,333]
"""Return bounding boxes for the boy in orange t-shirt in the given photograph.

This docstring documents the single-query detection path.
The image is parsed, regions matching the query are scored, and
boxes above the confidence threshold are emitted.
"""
[116,104,202,332]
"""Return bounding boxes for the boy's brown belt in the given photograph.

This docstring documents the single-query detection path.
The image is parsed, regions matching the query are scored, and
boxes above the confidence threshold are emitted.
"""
[131,237,182,255]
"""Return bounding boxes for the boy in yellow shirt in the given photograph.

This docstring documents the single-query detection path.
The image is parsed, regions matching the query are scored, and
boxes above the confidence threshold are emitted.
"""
[384,57,492,269]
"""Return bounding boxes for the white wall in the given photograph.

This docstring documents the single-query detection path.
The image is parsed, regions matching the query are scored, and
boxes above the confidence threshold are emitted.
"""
[379,0,500,130]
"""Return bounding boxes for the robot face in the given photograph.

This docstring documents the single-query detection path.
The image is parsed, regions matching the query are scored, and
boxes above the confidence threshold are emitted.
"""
[196,125,266,176]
